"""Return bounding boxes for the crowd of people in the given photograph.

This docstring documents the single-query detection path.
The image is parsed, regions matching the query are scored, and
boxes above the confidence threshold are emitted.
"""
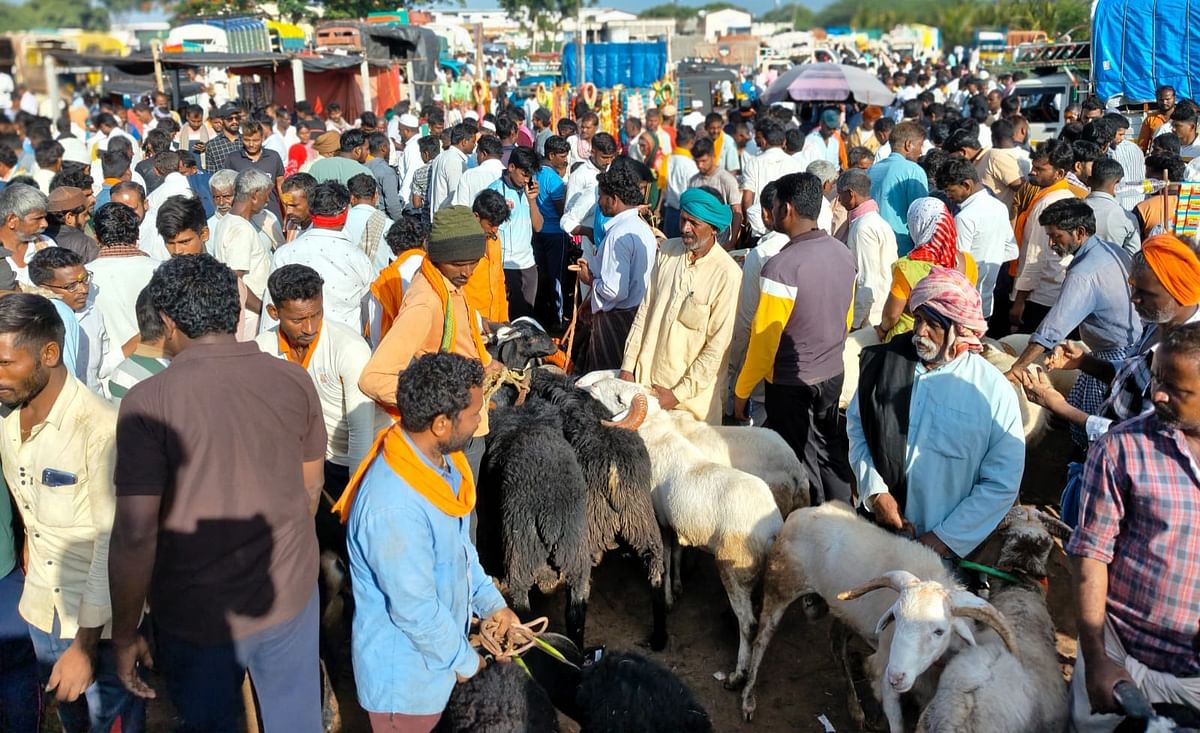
[0,60,1195,733]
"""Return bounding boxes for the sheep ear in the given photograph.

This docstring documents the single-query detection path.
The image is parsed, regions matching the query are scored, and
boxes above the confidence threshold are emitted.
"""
[952,618,977,647]
[494,325,515,342]
[874,602,898,635]
[1036,511,1074,542]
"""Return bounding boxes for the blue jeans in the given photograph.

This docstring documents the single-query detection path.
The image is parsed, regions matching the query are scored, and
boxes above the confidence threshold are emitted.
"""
[532,231,569,328]
[0,568,39,733]
[155,587,321,733]
[27,611,146,733]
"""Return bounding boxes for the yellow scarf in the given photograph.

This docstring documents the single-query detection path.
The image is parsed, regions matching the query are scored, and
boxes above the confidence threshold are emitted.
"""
[332,426,475,523]
[420,256,488,358]
[712,131,725,162]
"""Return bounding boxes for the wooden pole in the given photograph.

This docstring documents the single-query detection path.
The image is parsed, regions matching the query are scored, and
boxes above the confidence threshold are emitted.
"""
[360,58,371,114]
[151,40,165,94]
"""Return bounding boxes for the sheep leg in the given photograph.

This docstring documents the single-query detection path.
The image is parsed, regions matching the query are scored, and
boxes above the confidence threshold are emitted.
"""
[565,581,589,650]
[647,576,668,650]
[671,538,684,600]
[660,524,677,609]
[717,561,759,691]
[832,620,873,731]
[739,578,805,721]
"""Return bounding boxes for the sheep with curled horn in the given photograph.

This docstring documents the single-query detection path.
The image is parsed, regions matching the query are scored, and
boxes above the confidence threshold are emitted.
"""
[914,506,1071,733]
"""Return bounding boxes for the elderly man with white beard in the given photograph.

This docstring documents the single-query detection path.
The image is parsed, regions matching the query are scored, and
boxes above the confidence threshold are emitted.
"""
[847,267,1026,560]
[619,187,742,423]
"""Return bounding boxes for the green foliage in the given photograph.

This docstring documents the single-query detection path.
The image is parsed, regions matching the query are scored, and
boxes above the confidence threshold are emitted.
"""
[758,2,814,30]
[639,2,748,20]
[812,0,1090,47]
[0,0,112,31]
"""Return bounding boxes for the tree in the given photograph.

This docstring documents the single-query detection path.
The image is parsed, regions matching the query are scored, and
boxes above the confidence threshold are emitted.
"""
[759,3,814,30]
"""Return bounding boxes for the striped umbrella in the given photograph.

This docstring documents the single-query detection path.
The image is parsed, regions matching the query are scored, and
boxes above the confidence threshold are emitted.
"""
[763,63,896,106]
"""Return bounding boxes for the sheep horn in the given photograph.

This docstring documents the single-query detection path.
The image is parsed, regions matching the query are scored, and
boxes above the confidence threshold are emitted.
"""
[837,570,922,601]
[600,392,648,430]
[1036,511,1074,542]
[950,598,1020,658]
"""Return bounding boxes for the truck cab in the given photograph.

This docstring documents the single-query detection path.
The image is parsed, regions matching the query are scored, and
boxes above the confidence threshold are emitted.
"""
[1009,70,1086,145]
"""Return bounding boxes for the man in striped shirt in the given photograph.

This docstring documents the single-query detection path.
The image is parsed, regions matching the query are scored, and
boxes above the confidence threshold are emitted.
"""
[1068,322,1200,730]
[103,287,168,406]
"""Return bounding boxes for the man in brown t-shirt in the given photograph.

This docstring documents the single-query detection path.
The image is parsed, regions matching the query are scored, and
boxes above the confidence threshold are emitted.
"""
[107,254,327,732]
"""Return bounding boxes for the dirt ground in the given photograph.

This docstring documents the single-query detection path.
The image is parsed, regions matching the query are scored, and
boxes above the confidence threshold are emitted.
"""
[43,423,1080,733]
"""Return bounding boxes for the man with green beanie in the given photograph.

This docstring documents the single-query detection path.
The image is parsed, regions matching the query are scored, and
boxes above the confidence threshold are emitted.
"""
[619,187,742,422]
[360,205,497,473]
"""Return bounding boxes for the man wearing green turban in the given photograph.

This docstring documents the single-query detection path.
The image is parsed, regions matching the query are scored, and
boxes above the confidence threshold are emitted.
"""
[618,187,743,422]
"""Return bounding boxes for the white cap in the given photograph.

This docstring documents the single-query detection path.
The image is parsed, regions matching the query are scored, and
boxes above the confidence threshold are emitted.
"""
[432,93,443,102]
[398,113,419,128]
[481,120,496,132]
[464,110,479,121]
[691,100,704,109]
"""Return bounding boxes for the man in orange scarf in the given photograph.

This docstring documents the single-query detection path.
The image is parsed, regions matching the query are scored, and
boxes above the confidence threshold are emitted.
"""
[337,353,519,733]
[366,212,429,347]
[359,205,497,475]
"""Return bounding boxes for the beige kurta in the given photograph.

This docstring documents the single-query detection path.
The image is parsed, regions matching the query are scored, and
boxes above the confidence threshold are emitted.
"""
[620,238,742,423]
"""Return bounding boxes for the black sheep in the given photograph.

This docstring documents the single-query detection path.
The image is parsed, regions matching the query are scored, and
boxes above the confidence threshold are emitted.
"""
[577,651,713,733]
[435,660,561,733]
[525,369,667,650]
[477,398,593,641]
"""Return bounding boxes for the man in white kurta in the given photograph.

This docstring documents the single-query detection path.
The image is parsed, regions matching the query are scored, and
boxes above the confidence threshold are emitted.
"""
[619,188,741,423]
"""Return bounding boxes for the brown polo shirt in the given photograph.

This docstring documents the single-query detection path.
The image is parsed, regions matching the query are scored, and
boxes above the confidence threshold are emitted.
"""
[115,340,326,643]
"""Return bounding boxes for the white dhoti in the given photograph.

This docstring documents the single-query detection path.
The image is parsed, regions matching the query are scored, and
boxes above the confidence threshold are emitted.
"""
[1071,617,1200,732]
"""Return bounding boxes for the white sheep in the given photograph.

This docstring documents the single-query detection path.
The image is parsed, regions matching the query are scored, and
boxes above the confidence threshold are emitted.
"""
[996,333,1084,398]
[668,414,810,517]
[979,341,1051,443]
[739,502,1017,732]
[575,371,784,688]
[914,506,1071,733]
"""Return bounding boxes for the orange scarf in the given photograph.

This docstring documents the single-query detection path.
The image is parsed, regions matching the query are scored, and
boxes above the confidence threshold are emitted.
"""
[332,426,475,523]
[369,249,424,342]
[1010,179,1070,275]
[420,256,488,357]
[279,326,320,369]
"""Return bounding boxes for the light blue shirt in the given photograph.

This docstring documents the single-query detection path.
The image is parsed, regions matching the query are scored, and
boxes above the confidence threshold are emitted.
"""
[1030,235,1142,353]
[848,350,1026,557]
[590,207,656,313]
[867,153,929,255]
[50,298,80,378]
[346,432,506,715]
[487,175,536,270]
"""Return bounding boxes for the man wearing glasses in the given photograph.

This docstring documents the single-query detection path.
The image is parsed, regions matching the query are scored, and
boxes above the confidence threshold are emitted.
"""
[28,247,121,392]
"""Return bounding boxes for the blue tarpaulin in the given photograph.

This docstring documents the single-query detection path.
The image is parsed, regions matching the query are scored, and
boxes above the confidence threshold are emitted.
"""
[561,41,667,89]
[1092,0,1200,102]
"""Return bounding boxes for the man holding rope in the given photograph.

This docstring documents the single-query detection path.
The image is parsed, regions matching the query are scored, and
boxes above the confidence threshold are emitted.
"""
[335,352,519,733]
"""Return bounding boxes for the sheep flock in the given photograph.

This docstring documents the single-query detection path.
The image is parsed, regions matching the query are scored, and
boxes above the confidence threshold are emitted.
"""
[427,322,1102,731]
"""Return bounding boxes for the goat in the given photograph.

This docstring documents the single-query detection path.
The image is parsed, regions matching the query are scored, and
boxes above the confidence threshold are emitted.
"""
[434,659,561,733]
[739,501,1016,731]
[576,372,783,688]
[915,506,1072,733]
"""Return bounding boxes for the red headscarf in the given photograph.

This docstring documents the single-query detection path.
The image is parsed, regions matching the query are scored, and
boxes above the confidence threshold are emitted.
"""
[286,143,308,177]
[906,197,959,270]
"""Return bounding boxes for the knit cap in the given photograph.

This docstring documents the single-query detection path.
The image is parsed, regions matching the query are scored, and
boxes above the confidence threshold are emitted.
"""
[428,206,486,263]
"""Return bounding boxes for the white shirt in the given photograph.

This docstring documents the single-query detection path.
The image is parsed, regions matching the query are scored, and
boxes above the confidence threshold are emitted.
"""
[268,227,374,334]
[873,139,936,163]
[955,188,1017,317]
[205,212,224,255]
[665,153,699,208]
[59,136,89,166]
[846,209,899,328]
[452,158,504,207]
[343,203,391,262]
[74,297,122,392]
[87,255,159,347]
[399,136,425,202]
[264,132,288,162]
[682,111,706,129]
[560,159,601,235]
[428,147,469,219]
[147,171,194,210]
[366,251,425,347]
[212,213,272,298]
[741,147,806,236]
[255,321,385,466]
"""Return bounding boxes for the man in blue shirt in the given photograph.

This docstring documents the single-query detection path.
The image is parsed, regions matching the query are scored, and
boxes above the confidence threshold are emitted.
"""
[487,147,543,320]
[533,135,569,329]
[1005,199,1141,448]
[867,121,929,254]
[339,352,518,732]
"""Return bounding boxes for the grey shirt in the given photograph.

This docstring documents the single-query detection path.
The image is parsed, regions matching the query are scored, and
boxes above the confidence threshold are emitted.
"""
[688,168,741,206]
[1086,190,1141,255]
[1031,235,1142,353]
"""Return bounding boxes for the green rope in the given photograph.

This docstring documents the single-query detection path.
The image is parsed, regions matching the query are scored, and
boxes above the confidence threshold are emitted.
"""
[958,559,1025,585]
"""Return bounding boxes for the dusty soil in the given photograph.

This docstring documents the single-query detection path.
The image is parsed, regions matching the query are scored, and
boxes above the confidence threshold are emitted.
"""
[43,423,1080,733]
